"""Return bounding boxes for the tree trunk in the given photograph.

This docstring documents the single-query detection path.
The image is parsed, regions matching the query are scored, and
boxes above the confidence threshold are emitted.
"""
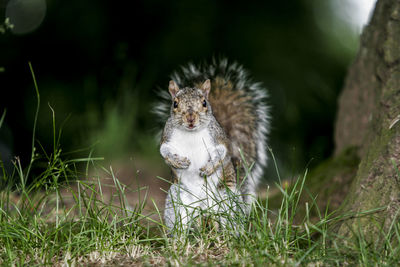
[333,0,400,242]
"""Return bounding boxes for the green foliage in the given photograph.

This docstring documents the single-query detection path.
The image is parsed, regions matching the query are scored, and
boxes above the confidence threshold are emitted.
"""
[1,147,399,265]
[0,18,13,72]
[1,0,360,176]
[0,18,13,34]
[0,64,399,265]
[0,110,5,129]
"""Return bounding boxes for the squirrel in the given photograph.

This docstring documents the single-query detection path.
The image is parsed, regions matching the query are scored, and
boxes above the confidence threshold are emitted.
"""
[157,59,269,233]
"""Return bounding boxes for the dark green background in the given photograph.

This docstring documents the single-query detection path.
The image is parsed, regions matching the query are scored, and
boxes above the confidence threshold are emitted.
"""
[0,0,360,180]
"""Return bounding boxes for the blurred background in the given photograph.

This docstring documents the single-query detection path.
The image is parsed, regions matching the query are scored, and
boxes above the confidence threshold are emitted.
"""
[0,0,376,186]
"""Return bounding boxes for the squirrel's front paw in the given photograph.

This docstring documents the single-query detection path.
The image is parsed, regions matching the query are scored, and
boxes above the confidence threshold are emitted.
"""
[199,163,215,177]
[167,154,191,169]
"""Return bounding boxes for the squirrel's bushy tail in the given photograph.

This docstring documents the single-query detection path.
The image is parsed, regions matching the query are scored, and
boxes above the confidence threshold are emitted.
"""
[155,58,270,202]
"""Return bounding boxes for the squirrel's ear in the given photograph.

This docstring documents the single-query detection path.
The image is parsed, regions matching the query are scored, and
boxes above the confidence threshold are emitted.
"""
[168,80,179,98]
[201,79,211,99]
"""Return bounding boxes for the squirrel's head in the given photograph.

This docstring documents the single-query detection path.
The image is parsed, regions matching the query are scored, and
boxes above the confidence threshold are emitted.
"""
[168,79,212,131]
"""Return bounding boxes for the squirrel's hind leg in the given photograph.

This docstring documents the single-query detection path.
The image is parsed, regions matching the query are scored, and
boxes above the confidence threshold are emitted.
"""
[164,183,200,235]
[207,185,245,233]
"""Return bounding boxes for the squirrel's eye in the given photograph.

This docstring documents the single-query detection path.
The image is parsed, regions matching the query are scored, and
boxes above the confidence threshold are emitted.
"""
[202,100,207,107]
[173,101,178,108]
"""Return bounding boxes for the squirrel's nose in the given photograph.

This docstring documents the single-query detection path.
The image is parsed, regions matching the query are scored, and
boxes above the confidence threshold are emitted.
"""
[186,114,195,123]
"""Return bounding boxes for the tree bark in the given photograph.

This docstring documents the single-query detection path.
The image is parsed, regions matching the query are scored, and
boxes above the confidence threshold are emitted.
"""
[333,0,400,242]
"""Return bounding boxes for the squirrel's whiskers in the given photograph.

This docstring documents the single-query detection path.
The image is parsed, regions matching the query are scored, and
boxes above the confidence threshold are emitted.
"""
[158,58,269,235]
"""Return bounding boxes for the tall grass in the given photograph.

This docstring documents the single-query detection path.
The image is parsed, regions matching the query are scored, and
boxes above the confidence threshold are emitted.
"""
[0,64,399,265]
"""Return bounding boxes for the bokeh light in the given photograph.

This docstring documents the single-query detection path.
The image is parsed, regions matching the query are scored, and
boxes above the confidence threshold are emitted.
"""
[332,0,377,32]
[6,0,46,34]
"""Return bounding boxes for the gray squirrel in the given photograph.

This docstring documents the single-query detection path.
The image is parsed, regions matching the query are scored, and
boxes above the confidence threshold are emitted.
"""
[156,59,269,233]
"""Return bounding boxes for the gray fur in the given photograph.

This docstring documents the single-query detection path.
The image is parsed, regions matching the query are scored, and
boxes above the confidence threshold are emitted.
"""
[155,59,270,205]
[154,59,270,228]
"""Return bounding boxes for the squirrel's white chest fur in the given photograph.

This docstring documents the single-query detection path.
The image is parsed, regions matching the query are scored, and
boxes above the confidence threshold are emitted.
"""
[162,127,229,231]
[170,129,213,173]
[168,128,220,192]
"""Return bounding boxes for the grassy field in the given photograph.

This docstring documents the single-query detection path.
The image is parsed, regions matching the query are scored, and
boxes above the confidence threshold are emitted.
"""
[0,66,399,266]
[1,151,400,266]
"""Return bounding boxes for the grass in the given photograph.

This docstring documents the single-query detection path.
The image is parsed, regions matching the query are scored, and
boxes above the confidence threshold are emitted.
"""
[1,155,400,266]
[0,65,399,266]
